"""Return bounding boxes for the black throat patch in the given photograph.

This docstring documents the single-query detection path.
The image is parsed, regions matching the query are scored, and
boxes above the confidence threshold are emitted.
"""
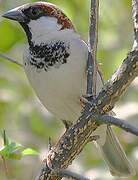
[26,41,70,71]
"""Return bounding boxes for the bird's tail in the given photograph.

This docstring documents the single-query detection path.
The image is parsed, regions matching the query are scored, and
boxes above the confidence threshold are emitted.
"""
[97,126,135,177]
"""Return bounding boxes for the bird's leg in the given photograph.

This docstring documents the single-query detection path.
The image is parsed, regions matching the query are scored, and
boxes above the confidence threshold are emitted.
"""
[62,120,73,130]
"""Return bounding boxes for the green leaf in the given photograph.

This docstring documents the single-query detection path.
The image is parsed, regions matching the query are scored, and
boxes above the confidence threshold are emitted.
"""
[0,131,39,160]
[0,141,23,159]
[22,148,39,156]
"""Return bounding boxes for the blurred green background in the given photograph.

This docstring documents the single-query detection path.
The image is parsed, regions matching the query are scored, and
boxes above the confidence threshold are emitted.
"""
[0,0,138,179]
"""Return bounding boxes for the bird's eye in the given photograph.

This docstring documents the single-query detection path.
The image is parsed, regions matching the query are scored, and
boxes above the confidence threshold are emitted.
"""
[30,7,41,17]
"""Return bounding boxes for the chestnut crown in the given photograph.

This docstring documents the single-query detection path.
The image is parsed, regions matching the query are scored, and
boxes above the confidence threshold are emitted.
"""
[3,2,75,30]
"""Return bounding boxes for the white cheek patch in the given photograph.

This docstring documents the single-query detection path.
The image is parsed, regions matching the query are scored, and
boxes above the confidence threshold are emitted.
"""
[28,16,62,44]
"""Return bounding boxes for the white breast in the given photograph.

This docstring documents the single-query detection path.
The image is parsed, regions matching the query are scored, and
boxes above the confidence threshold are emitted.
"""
[24,31,87,121]
[23,29,107,145]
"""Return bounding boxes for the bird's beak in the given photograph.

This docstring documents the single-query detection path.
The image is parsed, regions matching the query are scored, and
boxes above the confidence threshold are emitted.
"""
[2,8,27,22]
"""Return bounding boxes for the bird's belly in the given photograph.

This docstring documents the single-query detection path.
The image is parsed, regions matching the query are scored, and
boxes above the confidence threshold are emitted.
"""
[24,60,86,122]
[24,62,107,145]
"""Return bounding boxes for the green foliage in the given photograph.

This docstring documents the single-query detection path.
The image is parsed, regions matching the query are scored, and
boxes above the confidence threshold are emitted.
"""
[0,131,39,160]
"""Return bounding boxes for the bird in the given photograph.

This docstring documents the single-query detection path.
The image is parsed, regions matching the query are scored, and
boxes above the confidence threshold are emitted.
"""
[3,2,135,177]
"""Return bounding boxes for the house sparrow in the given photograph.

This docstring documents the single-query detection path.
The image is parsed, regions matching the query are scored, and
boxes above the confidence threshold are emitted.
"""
[3,2,135,177]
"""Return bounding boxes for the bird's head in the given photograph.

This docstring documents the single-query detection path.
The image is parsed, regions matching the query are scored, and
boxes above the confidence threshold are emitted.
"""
[3,2,75,45]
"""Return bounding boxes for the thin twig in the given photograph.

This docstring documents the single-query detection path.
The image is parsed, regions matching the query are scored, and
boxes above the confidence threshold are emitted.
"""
[89,0,99,60]
[87,0,99,97]
[96,115,138,136]
[0,52,22,67]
